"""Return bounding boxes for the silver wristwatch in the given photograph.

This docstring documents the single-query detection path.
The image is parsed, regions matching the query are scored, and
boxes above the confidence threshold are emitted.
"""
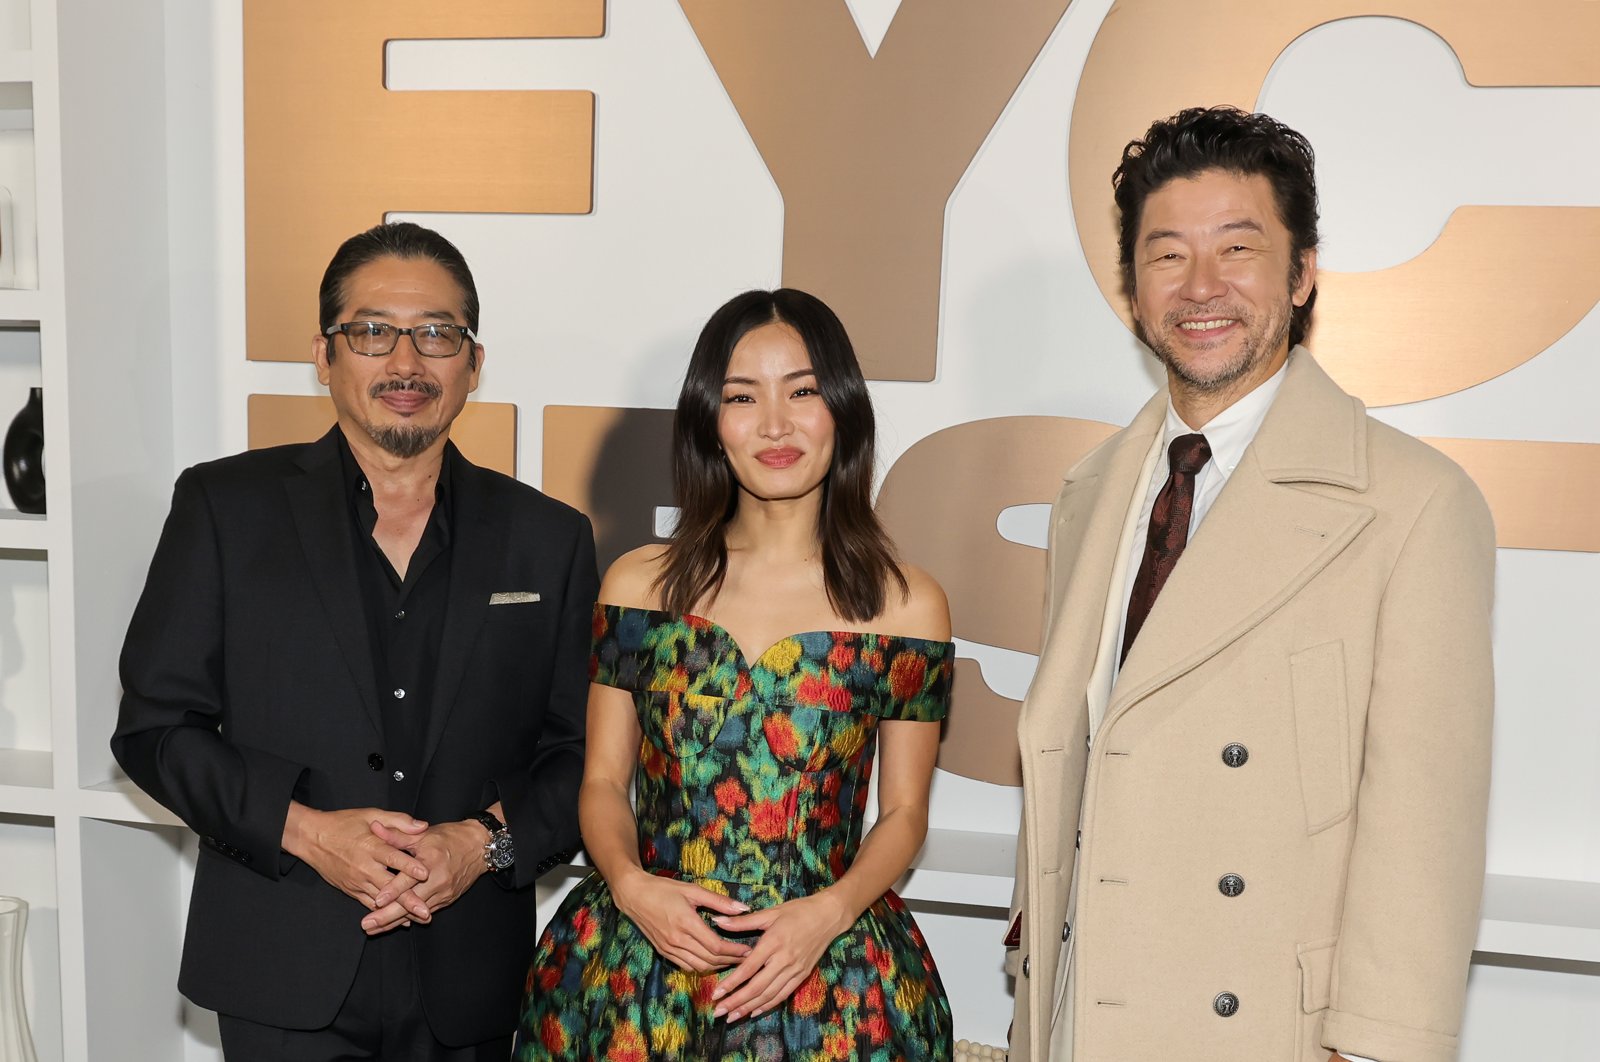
[470,810,515,874]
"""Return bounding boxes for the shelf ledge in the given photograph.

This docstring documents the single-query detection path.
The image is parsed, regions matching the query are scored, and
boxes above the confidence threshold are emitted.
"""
[0,511,48,551]
[77,778,184,827]
[0,748,54,817]
[0,51,32,84]
[0,287,42,324]
[1477,874,1600,964]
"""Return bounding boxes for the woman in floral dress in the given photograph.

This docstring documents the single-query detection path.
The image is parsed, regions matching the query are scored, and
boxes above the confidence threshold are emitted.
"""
[514,288,954,1060]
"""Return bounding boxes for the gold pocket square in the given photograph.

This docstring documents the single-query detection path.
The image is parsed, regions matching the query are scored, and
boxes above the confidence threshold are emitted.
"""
[489,591,541,605]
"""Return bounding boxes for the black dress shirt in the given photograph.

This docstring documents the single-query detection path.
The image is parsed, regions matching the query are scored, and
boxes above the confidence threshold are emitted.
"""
[337,433,453,812]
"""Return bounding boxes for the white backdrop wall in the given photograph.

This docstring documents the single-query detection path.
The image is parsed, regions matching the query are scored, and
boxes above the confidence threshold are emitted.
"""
[137,0,1600,1056]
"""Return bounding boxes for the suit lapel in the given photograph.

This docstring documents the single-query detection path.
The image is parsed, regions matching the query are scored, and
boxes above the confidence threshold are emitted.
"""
[284,429,383,735]
[1022,395,1165,741]
[1107,351,1375,718]
[418,446,507,778]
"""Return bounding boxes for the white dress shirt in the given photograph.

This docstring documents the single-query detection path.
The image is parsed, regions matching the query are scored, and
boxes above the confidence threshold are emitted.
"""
[1112,358,1290,672]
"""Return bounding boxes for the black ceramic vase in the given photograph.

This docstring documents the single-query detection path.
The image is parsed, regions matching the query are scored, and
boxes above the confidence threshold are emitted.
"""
[3,387,44,515]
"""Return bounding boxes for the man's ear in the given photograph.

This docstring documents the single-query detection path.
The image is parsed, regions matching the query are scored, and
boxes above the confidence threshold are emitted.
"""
[1292,248,1318,307]
[313,334,333,386]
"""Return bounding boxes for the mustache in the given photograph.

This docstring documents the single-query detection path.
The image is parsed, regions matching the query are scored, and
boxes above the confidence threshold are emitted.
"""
[368,379,443,399]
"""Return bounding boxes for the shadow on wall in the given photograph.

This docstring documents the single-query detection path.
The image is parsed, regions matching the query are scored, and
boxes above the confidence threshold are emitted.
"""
[542,405,675,574]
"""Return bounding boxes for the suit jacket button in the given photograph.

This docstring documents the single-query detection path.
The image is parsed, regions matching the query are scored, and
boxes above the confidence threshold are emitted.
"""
[1061,921,1072,942]
[368,753,384,771]
[1213,991,1240,1017]
[1218,874,1245,897]
[1221,743,1249,768]
[1022,955,1031,979]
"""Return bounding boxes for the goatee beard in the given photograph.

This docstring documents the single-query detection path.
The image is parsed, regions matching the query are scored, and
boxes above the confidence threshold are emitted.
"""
[363,422,441,458]
[364,379,444,458]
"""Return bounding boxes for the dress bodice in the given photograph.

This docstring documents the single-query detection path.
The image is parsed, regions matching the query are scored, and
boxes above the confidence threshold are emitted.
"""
[589,603,953,901]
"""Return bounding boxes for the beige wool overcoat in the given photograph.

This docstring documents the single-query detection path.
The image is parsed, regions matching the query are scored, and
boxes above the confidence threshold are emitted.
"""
[1007,352,1496,1062]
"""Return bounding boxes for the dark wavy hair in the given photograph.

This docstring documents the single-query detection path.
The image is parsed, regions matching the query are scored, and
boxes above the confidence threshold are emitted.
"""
[654,288,906,623]
[1112,106,1321,348]
[318,221,480,367]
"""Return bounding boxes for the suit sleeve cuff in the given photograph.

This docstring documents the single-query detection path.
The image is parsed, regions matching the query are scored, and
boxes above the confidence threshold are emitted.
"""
[203,750,307,881]
[1323,1010,1458,1062]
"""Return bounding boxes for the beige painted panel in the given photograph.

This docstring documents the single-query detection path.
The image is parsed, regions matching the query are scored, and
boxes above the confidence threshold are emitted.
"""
[879,416,1119,785]
[247,394,518,478]
[945,659,1023,788]
[880,416,1120,656]
[541,405,676,572]
[1070,0,1600,407]
[1426,438,1600,553]
[243,0,601,363]
[678,0,1072,382]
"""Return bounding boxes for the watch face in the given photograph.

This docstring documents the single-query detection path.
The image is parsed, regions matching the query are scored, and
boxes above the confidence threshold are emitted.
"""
[488,833,516,871]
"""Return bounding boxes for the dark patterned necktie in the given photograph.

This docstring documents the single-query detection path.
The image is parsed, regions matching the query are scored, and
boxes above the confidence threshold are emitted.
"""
[1121,433,1212,666]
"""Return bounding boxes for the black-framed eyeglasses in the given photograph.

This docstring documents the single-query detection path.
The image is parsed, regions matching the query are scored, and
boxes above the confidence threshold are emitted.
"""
[324,321,476,359]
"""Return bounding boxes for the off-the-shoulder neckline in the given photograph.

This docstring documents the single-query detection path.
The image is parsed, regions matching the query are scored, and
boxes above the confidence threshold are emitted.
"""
[598,602,953,673]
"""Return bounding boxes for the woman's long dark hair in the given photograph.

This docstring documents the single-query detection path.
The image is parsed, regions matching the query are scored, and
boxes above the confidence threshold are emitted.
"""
[653,288,907,623]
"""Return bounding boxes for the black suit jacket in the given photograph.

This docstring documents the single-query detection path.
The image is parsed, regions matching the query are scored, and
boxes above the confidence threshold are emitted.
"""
[111,429,598,1043]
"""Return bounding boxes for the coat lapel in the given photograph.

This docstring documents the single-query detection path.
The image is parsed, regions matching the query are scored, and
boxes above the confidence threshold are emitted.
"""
[1107,351,1376,718]
[284,429,383,735]
[418,445,508,778]
[1022,394,1165,742]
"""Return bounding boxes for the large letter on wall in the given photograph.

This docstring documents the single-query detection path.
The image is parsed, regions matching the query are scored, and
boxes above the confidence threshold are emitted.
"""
[244,0,602,362]
[678,0,1072,381]
[1071,0,1600,406]
[1070,0,1600,552]
[878,417,1118,785]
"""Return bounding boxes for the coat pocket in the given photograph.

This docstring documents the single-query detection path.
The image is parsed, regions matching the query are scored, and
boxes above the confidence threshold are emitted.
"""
[1296,936,1338,1013]
[1295,937,1338,1062]
[1290,641,1353,834]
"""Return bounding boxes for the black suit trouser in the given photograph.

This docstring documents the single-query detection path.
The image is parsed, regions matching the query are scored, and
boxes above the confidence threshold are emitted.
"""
[216,930,511,1062]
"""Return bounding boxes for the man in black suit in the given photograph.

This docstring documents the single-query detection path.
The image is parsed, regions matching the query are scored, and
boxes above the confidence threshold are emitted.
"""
[112,222,598,1060]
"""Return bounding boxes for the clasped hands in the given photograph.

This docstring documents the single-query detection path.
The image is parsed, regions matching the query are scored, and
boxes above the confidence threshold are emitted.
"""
[612,869,853,1024]
[284,804,488,937]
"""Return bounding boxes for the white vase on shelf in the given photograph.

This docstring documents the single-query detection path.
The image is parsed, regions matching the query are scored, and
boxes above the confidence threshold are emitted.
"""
[0,897,38,1062]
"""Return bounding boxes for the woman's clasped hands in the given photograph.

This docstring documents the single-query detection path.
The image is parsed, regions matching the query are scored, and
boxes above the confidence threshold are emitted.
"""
[710,891,853,1022]
[611,868,752,973]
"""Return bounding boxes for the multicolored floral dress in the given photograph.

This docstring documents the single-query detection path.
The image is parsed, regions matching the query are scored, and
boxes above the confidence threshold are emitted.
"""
[514,604,954,1061]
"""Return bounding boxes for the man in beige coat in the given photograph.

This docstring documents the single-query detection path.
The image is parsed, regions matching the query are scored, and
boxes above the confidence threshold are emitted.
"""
[1007,107,1495,1062]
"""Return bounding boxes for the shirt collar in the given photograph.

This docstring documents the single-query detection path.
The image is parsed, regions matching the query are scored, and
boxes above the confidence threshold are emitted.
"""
[1161,353,1293,481]
[334,428,454,542]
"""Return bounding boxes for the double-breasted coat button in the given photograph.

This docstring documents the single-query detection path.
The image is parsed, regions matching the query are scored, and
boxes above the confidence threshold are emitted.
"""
[1213,992,1240,1017]
[392,770,405,782]
[1061,921,1072,942]
[368,753,384,771]
[1221,743,1249,768]
[1022,955,1031,978]
[1218,874,1245,897]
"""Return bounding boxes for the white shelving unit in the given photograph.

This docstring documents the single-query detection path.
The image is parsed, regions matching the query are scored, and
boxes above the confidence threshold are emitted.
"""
[0,1,186,1060]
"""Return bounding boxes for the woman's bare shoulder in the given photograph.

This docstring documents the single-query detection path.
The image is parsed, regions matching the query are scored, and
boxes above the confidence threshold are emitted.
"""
[599,544,672,609]
[879,563,951,641]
